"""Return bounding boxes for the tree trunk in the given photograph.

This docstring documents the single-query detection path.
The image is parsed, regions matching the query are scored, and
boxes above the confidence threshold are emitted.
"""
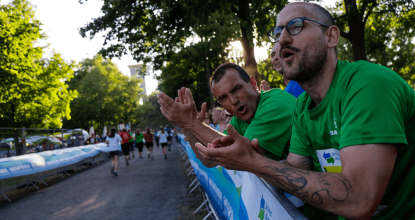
[344,0,367,61]
[238,0,259,86]
[203,50,215,108]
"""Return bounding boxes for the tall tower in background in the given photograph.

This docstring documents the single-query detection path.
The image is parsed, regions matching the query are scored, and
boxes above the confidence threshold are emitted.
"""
[128,64,146,95]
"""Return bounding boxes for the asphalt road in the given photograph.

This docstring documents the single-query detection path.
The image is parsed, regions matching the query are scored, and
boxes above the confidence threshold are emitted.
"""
[0,141,197,220]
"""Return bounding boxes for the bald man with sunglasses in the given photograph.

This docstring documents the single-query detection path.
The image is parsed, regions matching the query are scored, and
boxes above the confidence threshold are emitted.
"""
[195,2,415,219]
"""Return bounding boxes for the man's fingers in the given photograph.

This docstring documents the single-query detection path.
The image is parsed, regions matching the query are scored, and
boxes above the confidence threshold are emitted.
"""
[181,87,188,104]
[252,138,260,151]
[175,97,179,103]
[198,102,207,122]
[211,135,234,147]
[184,88,196,106]
[195,142,223,158]
[225,124,243,141]
[178,89,184,104]
[158,92,176,107]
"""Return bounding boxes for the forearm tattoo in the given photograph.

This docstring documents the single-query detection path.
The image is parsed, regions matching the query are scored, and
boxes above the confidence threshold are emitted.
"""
[259,166,352,205]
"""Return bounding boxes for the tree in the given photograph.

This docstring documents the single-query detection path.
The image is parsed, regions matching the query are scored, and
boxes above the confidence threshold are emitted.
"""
[136,92,172,130]
[333,0,415,87]
[0,0,77,155]
[332,0,415,61]
[64,55,143,133]
[78,0,287,85]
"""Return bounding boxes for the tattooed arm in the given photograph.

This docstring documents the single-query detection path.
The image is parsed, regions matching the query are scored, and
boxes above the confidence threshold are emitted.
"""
[254,144,396,219]
[195,125,397,219]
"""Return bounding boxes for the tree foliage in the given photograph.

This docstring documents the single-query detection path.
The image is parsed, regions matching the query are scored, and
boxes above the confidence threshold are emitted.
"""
[136,92,172,130]
[63,55,143,132]
[78,0,287,82]
[0,0,77,129]
[333,0,415,87]
[332,0,415,61]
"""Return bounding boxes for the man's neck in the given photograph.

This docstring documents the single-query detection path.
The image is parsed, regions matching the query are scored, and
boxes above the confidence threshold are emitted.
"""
[299,57,338,107]
[247,92,261,124]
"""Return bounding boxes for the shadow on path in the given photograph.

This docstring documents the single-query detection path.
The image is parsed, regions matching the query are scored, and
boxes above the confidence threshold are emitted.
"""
[0,142,194,220]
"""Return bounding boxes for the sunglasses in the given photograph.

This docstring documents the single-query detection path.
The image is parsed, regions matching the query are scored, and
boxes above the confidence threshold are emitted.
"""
[267,17,330,43]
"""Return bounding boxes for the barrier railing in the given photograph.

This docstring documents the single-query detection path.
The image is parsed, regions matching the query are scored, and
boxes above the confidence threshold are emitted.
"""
[0,143,110,202]
[0,127,93,158]
[178,134,307,220]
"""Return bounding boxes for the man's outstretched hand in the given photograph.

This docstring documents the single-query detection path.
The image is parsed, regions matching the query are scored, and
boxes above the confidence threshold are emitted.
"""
[158,88,199,130]
[194,124,263,171]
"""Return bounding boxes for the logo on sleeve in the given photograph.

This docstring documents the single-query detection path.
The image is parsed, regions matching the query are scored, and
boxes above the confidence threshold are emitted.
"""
[330,118,338,135]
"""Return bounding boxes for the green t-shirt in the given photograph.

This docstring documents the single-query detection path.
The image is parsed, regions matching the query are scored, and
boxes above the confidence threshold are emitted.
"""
[224,89,296,161]
[290,60,415,219]
[135,133,143,143]
[128,132,133,142]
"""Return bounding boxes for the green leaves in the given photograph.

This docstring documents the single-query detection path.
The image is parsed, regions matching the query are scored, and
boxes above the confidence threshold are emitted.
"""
[64,55,143,130]
[0,0,77,129]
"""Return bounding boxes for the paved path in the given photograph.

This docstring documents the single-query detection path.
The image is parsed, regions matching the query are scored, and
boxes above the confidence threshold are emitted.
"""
[0,141,195,220]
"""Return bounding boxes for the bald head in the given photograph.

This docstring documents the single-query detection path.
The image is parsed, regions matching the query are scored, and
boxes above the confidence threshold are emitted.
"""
[278,2,334,29]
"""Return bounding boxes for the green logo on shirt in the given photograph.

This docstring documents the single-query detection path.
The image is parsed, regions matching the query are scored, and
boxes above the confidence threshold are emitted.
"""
[323,152,335,164]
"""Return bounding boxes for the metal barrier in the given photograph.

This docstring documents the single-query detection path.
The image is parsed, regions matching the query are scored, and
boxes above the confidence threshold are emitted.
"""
[0,127,93,158]
[0,149,109,202]
[178,135,308,220]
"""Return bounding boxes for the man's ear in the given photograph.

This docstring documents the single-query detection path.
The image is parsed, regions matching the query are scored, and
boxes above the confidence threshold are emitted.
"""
[327,26,340,48]
[250,76,258,90]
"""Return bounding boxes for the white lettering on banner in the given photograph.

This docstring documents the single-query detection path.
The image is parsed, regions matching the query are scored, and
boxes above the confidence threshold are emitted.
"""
[9,164,31,173]
[0,168,10,175]
[190,160,199,174]
[265,204,272,216]
[59,158,70,163]
[47,160,60,166]
[223,196,234,220]
[199,169,208,183]
[209,178,223,206]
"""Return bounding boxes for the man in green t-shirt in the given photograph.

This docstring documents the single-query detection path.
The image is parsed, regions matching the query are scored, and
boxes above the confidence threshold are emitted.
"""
[195,2,415,220]
[157,63,296,166]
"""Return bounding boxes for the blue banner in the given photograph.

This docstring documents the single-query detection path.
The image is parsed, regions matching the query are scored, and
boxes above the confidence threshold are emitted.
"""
[178,134,299,220]
[0,143,109,180]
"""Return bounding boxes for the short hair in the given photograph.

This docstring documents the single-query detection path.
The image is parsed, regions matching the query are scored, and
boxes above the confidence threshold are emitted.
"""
[309,3,334,27]
[210,63,250,88]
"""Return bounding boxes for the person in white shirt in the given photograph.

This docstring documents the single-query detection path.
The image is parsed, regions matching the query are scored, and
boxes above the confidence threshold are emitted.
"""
[105,127,122,176]
[158,126,169,159]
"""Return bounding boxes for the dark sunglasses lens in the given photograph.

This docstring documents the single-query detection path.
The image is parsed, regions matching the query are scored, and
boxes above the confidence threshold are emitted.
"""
[287,18,303,35]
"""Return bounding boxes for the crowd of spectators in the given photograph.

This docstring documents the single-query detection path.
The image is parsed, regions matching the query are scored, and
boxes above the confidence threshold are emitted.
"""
[157,2,415,220]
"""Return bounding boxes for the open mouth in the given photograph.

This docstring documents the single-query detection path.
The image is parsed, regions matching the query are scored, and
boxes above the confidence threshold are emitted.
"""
[281,49,295,61]
[237,106,246,114]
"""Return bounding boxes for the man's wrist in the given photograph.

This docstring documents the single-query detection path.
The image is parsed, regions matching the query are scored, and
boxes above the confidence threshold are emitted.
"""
[184,118,202,131]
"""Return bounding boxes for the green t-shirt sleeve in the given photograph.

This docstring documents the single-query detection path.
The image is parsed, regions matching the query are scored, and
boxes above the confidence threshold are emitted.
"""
[339,65,408,149]
[289,97,311,156]
[223,116,244,135]
[243,90,295,160]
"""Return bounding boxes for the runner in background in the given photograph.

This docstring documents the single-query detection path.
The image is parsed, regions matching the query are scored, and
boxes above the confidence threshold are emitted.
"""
[165,125,173,151]
[105,127,122,176]
[154,129,160,147]
[158,126,168,159]
[173,127,179,143]
[119,128,132,166]
[143,127,154,160]
[135,129,144,159]
[128,129,135,158]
